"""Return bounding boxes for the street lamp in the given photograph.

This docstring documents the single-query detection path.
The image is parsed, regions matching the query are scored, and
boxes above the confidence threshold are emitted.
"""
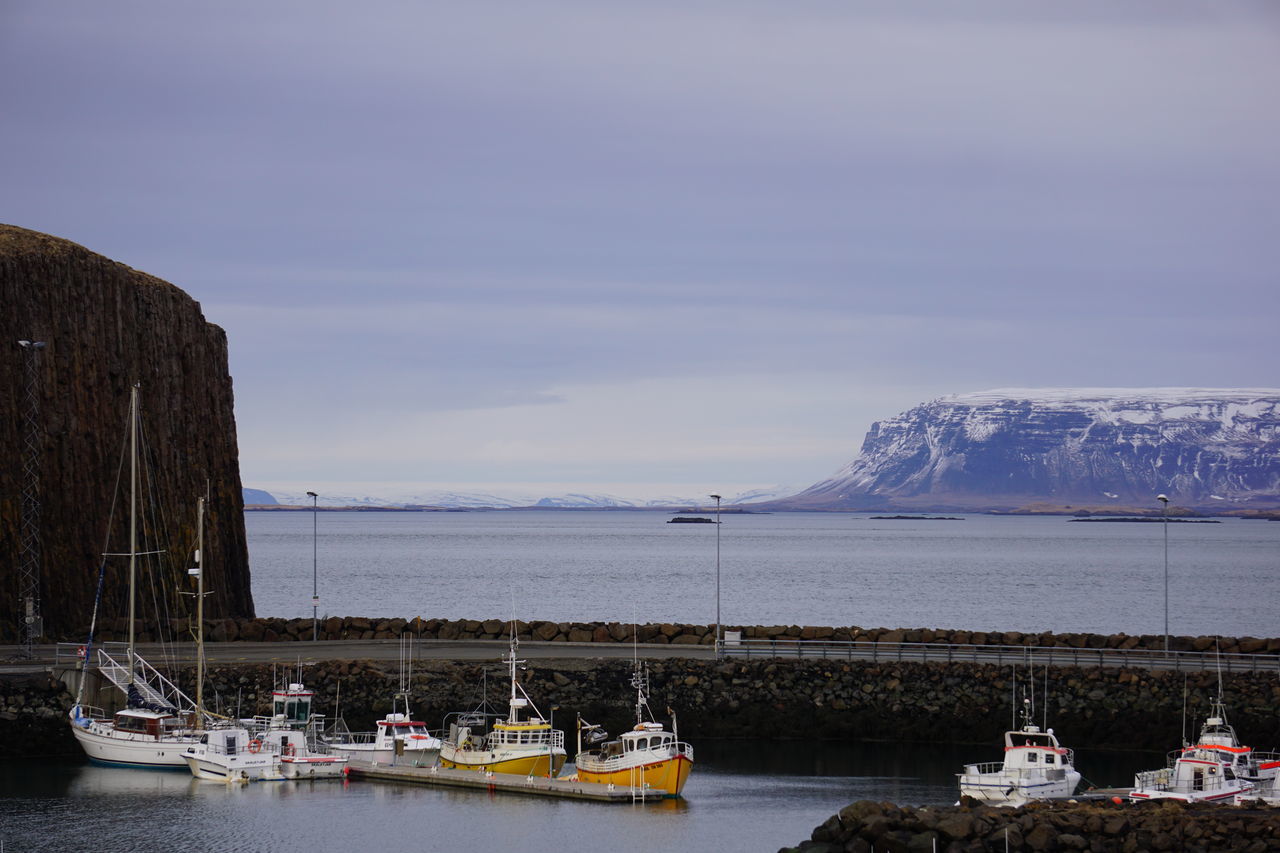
[709,493,722,657]
[1158,493,1169,652]
[307,491,318,641]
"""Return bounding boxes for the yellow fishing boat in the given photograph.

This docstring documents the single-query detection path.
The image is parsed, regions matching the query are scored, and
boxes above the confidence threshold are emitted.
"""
[573,662,693,796]
[438,629,566,777]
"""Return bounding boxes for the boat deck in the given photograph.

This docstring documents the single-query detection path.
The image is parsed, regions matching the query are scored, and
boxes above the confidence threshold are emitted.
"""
[345,760,670,802]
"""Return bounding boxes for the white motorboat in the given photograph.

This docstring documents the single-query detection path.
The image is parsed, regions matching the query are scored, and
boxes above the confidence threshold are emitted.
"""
[326,705,442,765]
[69,392,212,768]
[958,722,1081,805]
[324,638,441,765]
[1131,698,1271,804]
[183,727,284,783]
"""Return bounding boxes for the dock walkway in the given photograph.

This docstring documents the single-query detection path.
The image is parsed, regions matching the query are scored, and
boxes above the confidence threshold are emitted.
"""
[345,760,669,802]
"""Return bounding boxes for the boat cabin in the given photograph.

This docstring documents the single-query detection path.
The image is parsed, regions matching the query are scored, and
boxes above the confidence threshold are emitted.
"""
[1002,726,1072,770]
[375,714,434,746]
[271,683,314,727]
[112,708,185,739]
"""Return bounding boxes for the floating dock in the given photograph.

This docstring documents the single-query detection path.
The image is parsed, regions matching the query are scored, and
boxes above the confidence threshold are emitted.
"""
[344,760,670,802]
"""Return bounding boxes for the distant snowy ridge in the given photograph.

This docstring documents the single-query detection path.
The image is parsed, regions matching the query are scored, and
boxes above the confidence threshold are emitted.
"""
[786,388,1280,511]
[246,485,799,509]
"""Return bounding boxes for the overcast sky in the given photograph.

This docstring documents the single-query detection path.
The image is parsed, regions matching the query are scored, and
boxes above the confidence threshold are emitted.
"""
[4,1,1277,502]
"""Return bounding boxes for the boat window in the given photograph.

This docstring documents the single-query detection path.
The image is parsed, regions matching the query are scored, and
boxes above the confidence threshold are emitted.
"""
[1045,753,1055,764]
[1026,752,1037,763]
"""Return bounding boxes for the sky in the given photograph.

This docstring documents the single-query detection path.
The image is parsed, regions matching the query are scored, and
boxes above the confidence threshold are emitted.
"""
[3,1,1278,503]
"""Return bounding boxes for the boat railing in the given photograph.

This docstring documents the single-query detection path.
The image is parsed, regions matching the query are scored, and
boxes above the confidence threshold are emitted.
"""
[961,761,1006,776]
[718,638,1280,672]
[200,737,281,759]
[550,728,565,752]
[1134,768,1172,791]
[579,741,693,773]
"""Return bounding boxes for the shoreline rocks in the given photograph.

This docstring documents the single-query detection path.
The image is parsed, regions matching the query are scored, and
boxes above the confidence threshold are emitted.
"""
[782,798,1280,853]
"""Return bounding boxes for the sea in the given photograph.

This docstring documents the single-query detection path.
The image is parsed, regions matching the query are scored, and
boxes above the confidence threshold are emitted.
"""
[3,510,1273,851]
[245,510,1280,637]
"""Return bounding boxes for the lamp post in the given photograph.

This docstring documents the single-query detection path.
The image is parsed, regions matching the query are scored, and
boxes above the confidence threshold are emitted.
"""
[1158,493,1169,652]
[307,491,318,641]
[709,493,722,657]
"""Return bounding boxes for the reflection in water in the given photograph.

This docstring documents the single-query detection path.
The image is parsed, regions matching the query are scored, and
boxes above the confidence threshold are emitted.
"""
[1,741,1162,853]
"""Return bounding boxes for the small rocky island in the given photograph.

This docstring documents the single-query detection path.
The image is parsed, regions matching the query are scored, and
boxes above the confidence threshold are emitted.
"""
[667,516,718,523]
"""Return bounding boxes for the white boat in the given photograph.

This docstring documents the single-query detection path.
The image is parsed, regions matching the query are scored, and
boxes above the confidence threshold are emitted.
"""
[1132,698,1272,804]
[69,390,211,768]
[183,727,284,783]
[438,627,566,777]
[326,703,442,765]
[958,723,1081,805]
[958,679,1081,806]
[324,638,442,765]
[573,661,694,796]
[248,681,348,780]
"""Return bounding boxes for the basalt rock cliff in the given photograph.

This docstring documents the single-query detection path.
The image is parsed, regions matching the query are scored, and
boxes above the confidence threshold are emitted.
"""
[0,224,253,640]
[787,388,1280,512]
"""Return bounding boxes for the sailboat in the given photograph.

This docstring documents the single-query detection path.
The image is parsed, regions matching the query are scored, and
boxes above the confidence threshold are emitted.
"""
[68,385,208,768]
[572,659,694,796]
[437,625,566,777]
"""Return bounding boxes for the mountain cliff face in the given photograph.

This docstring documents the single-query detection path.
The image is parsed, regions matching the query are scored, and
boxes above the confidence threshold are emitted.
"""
[789,389,1280,511]
[0,225,254,640]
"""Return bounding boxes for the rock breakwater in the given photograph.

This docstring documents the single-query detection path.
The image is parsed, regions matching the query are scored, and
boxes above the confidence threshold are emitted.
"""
[78,616,1280,657]
[7,656,1279,759]
[783,798,1280,853]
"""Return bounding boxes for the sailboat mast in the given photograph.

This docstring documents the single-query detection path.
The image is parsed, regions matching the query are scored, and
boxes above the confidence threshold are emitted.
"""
[195,494,205,725]
[127,385,138,683]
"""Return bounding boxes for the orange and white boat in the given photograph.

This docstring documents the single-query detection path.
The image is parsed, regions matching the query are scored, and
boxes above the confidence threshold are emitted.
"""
[437,629,566,777]
[572,662,694,797]
[1133,697,1278,804]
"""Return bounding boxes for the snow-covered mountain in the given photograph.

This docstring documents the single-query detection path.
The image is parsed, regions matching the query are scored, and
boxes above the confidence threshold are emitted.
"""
[786,388,1280,510]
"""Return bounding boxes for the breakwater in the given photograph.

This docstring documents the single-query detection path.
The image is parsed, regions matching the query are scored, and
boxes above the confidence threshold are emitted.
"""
[782,798,1280,853]
[6,656,1280,761]
[82,616,1280,656]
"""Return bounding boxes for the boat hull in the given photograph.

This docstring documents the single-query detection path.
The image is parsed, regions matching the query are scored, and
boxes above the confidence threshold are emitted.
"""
[327,743,439,765]
[183,751,284,782]
[439,747,566,777]
[575,752,693,796]
[70,718,198,769]
[958,773,1080,806]
[281,756,347,779]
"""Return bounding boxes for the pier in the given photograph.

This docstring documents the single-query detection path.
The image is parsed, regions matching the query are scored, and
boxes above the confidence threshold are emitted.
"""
[345,760,669,802]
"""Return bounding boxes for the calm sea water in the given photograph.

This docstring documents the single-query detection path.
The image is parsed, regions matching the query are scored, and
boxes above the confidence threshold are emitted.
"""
[0,743,1158,853]
[246,511,1280,637]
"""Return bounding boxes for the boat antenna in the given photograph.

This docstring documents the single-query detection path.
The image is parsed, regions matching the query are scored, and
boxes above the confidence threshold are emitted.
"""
[1042,663,1048,732]
[1181,674,1188,746]
[1010,663,1016,731]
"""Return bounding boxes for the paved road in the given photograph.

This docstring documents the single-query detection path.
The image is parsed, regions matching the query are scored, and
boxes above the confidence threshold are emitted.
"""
[1,640,716,673]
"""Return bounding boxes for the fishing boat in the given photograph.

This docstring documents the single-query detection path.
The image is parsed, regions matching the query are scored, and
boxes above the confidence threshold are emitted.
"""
[437,628,566,777]
[326,700,442,765]
[573,661,694,796]
[957,719,1081,805]
[250,680,349,779]
[1131,698,1271,803]
[68,387,210,768]
[958,671,1081,806]
[324,637,442,765]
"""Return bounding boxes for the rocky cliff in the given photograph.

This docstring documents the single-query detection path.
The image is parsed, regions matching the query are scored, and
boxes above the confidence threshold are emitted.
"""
[0,224,253,640]
[788,389,1280,511]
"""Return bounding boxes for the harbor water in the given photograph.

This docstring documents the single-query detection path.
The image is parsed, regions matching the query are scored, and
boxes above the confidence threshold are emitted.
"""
[0,742,1159,853]
[246,510,1280,637]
